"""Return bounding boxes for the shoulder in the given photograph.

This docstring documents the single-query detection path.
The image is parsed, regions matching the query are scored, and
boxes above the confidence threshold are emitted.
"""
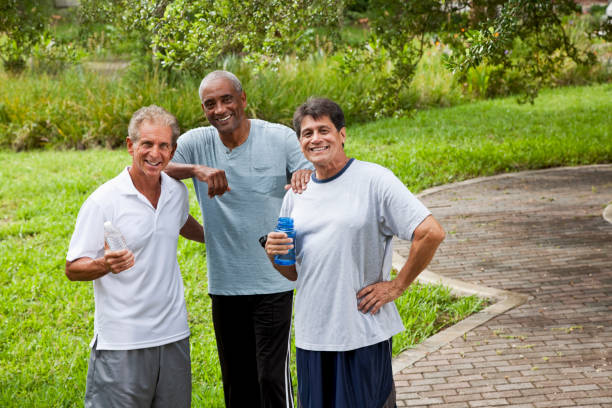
[251,119,295,139]
[87,170,125,203]
[178,126,218,144]
[350,160,394,180]
[161,172,188,196]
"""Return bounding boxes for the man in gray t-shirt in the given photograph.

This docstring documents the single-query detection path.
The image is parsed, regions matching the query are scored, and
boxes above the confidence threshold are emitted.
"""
[265,98,445,407]
[165,70,312,408]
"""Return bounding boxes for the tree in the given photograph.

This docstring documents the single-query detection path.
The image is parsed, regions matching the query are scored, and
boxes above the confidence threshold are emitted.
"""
[347,0,595,107]
[0,0,47,71]
[78,0,343,73]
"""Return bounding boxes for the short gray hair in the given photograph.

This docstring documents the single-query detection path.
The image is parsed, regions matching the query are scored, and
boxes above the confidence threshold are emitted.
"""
[127,105,181,146]
[198,70,243,102]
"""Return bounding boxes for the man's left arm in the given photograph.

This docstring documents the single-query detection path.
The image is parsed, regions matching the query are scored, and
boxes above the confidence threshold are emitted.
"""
[357,215,445,314]
[179,214,204,243]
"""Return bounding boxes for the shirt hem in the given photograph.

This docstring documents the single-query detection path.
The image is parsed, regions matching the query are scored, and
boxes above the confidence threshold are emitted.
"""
[91,330,190,351]
[295,328,403,352]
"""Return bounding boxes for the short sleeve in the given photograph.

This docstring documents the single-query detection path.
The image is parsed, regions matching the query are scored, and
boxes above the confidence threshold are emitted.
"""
[279,190,295,219]
[66,197,105,262]
[179,181,190,226]
[377,170,431,241]
[284,127,313,173]
[172,131,196,165]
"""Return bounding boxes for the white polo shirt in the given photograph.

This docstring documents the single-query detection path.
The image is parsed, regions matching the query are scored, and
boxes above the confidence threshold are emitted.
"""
[67,167,190,350]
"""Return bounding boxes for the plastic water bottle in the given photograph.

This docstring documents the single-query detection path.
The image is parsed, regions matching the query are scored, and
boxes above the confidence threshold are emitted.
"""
[104,221,128,251]
[274,217,296,266]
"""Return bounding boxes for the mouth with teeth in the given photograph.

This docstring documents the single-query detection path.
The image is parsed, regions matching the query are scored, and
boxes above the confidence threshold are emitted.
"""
[310,146,329,152]
[216,114,232,124]
[145,159,162,167]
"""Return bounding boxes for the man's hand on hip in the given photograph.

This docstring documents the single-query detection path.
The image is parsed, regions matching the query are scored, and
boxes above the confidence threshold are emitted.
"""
[356,280,405,315]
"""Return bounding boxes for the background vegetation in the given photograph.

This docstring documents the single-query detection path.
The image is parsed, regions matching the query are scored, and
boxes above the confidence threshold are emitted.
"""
[1,0,611,406]
[1,0,611,151]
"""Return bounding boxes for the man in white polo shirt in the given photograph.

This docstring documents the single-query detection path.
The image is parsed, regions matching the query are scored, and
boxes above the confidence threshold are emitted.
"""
[65,105,204,407]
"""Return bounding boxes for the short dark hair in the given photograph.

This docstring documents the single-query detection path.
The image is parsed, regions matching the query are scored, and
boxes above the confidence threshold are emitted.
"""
[199,70,243,102]
[292,98,345,137]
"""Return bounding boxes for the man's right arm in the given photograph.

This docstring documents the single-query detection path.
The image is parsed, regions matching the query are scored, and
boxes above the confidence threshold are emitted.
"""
[264,231,298,281]
[165,162,230,198]
[65,249,135,281]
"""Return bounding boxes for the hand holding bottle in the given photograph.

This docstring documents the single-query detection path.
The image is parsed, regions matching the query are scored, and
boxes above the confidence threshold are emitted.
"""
[103,221,134,274]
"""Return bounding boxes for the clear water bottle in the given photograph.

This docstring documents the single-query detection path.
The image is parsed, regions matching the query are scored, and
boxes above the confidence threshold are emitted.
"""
[104,221,129,251]
[274,217,296,266]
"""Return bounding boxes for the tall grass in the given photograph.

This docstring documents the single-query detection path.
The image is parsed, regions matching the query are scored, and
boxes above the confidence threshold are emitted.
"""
[4,43,608,151]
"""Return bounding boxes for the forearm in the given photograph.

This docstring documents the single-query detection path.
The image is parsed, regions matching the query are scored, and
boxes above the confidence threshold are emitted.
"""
[65,257,109,281]
[394,216,445,291]
[165,162,197,180]
[267,254,298,281]
[180,214,205,243]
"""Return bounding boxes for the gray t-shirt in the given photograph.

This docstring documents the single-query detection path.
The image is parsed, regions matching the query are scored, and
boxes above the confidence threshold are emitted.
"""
[172,119,312,295]
[280,159,431,351]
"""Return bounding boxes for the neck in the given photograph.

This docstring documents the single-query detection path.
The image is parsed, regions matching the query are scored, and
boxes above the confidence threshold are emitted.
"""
[219,119,251,150]
[128,167,162,208]
[315,155,350,180]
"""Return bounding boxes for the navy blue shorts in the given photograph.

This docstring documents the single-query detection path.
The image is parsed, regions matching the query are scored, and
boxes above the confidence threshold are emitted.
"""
[296,339,396,408]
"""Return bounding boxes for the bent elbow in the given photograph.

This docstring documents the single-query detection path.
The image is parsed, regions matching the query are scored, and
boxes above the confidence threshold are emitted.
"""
[436,226,446,244]
[65,269,77,281]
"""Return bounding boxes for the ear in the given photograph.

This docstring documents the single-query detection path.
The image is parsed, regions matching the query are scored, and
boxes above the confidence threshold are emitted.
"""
[339,127,347,144]
[201,103,206,114]
[241,91,247,107]
[126,137,134,156]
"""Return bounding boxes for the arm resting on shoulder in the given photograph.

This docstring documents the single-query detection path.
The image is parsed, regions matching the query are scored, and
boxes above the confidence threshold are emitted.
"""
[180,214,205,243]
[357,215,445,314]
[165,162,198,180]
[264,231,298,281]
[165,162,230,198]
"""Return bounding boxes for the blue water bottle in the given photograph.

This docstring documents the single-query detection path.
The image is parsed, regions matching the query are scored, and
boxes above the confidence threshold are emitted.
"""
[274,217,296,266]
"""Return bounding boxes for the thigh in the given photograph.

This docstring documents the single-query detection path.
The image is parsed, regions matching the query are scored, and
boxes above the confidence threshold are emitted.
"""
[336,339,394,408]
[296,348,334,408]
[85,343,157,408]
[296,340,394,408]
[252,291,294,407]
[252,291,293,372]
[153,337,191,408]
[210,294,260,407]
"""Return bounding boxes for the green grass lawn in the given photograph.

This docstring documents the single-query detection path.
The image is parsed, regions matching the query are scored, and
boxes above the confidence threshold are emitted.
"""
[1,83,609,407]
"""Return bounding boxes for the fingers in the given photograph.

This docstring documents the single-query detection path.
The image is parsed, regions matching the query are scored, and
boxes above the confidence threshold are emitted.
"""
[357,283,388,314]
[290,170,312,194]
[265,232,293,256]
[194,166,229,198]
[207,170,230,198]
[104,249,135,274]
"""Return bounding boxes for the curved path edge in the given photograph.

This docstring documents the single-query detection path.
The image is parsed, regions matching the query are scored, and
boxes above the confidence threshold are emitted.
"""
[389,165,611,374]
[391,252,529,375]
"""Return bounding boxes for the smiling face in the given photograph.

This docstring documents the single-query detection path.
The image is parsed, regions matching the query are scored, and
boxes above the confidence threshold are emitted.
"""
[127,120,176,182]
[299,115,347,178]
[200,77,247,136]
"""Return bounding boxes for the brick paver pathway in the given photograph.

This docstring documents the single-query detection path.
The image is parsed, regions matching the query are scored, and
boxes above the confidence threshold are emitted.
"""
[393,165,612,408]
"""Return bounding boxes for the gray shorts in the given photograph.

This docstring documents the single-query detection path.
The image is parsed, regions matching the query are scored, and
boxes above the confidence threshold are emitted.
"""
[84,337,191,408]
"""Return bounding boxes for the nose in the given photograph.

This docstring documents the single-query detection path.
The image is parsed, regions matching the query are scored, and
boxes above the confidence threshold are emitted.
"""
[212,101,226,116]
